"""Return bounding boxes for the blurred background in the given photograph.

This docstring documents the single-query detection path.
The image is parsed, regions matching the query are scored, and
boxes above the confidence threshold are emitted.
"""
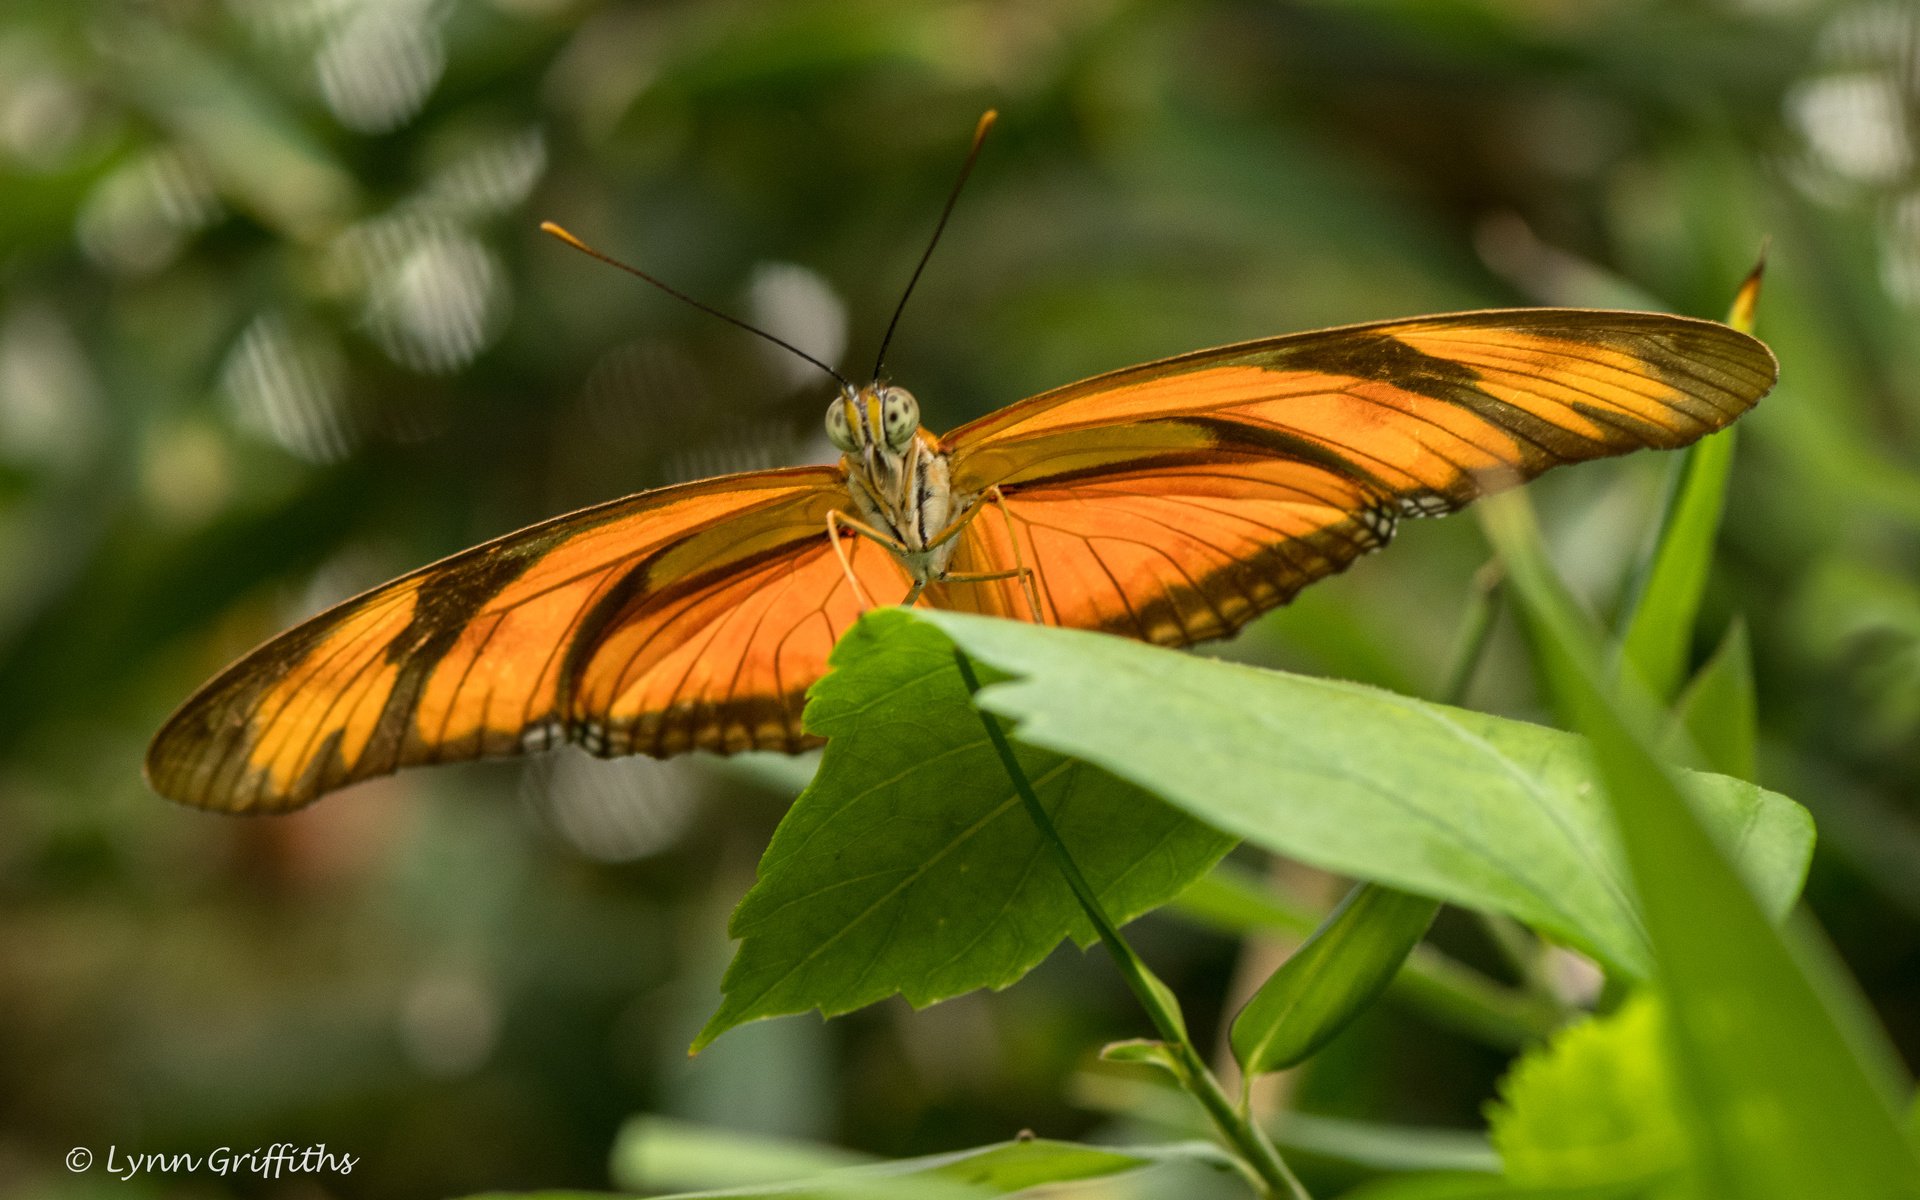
[1,0,1916,1196]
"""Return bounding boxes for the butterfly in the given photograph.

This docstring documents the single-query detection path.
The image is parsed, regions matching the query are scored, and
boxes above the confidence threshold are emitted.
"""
[145,115,1778,814]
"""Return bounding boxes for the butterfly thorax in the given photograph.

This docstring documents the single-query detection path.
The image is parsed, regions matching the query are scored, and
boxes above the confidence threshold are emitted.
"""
[831,387,969,585]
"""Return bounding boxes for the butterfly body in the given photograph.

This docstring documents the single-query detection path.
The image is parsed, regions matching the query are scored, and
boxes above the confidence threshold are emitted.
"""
[830,385,967,588]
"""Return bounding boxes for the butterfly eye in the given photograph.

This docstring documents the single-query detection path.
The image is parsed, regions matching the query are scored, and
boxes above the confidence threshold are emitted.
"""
[825,400,857,453]
[880,387,919,450]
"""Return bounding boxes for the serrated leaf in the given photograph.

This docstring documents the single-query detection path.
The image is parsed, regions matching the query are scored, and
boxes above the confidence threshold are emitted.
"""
[695,612,1235,1050]
[889,608,1811,979]
[1231,882,1439,1077]
[1666,620,1757,781]
[1486,491,1920,1200]
[1487,994,1689,1195]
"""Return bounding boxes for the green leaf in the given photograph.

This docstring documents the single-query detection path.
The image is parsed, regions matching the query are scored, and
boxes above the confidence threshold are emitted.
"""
[1616,428,1738,703]
[694,613,1235,1050]
[1231,882,1440,1077]
[1171,863,1319,940]
[885,607,1811,979]
[1337,1175,1638,1200]
[1100,1038,1188,1079]
[1074,1067,1502,1174]
[1484,492,1920,1200]
[458,1194,621,1200]
[471,1136,1230,1200]
[1615,259,1765,703]
[1666,620,1758,781]
[611,1117,868,1194]
[1487,994,1688,1194]
[1173,865,1564,1049]
[1275,1112,1499,1175]
[638,1138,1226,1200]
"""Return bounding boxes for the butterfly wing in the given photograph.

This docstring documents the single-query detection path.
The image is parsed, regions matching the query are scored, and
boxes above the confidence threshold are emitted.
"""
[567,524,909,759]
[933,309,1776,643]
[144,466,906,813]
[921,454,1395,643]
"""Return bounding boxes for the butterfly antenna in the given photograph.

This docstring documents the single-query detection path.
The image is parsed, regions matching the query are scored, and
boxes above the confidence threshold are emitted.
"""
[540,221,853,391]
[870,110,998,383]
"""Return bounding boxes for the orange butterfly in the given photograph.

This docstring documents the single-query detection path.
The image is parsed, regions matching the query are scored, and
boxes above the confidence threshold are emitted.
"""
[146,114,1777,813]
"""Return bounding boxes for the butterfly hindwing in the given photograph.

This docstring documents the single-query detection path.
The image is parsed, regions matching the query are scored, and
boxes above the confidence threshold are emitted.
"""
[923,456,1395,645]
[569,521,911,758]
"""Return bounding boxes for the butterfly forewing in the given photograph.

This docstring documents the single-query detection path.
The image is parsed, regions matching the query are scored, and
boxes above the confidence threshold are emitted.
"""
[936,309,1775,647]
[948,309,1773,502]
[145,467,848,812]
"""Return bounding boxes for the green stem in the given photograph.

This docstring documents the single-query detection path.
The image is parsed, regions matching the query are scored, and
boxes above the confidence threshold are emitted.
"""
[1439,564,1568,1014]
[1440,562,1504,708]
[953,650,1312,1200]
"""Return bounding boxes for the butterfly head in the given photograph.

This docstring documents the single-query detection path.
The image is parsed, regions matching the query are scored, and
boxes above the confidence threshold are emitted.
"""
[826,384,921,462]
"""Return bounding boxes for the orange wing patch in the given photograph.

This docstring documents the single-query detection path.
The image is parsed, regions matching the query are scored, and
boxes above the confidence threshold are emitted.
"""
[927,457,1393,645]
[570,532,911,758]
[145,467,847,813]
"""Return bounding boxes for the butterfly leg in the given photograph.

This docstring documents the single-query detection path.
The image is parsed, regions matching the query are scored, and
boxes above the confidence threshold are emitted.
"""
[826,509,909,610]
[938,568,1042,619]
[984,485,1042,623]
[922,485,1043,623]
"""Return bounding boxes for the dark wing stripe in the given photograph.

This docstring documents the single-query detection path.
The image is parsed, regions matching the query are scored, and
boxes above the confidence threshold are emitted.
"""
[1444,342,1723,432]
[266,622,399,804]
[1428,329,1771,396]
[1411,334,1765,426]
[243,591,411,761]
[427,612,505,757]
[1217,405,1477,494]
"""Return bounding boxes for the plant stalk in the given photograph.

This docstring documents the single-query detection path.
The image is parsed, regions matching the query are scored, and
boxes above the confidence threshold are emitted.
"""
[1440,562,1504,708]
[953,650,1312,1200]
[1441,563,1568,1014]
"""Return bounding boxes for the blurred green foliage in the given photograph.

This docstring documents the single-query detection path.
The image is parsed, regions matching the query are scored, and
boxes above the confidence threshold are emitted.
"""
[2,0,1917,1197]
